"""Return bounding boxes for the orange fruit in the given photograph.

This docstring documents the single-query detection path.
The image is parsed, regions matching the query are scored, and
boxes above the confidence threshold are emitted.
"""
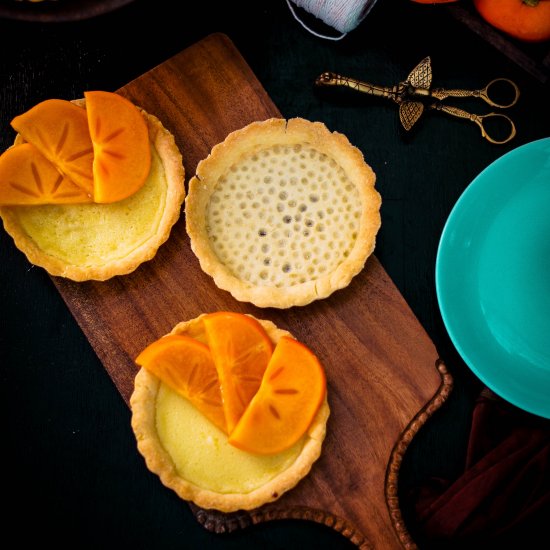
[10,92,151,205]
[0,143,92,205]
[229,336,326,455]
[85,91,151,203]
[135,334,227,433]
[203,312,274,433]
[11,99,94,196]
[473,0,550,43]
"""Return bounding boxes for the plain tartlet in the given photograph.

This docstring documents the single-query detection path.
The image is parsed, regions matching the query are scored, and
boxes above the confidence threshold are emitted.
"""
[130,314,330,512]
[185,117,381,308]
[0,100,185,281]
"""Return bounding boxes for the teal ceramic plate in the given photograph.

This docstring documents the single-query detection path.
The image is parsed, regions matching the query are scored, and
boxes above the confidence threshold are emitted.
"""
[436,138,550,418]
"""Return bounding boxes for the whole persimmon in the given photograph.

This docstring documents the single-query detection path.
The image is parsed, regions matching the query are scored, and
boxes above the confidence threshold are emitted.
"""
[473,0,550,43]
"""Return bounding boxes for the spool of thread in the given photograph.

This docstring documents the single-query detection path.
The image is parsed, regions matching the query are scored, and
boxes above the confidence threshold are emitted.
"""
[286,0,378,40]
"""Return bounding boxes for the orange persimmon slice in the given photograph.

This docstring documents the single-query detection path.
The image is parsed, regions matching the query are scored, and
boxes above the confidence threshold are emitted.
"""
[229,336,326,455]
[11,99,94,196]
[0,143,92,205]
[135,334,227,433]
[203,312,274,433]
[85,91,151,204]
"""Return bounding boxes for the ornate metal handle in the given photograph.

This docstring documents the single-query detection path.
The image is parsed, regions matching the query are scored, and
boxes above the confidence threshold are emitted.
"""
[432,104,517,145]
[315,72,399,102]
[431,78,520,109]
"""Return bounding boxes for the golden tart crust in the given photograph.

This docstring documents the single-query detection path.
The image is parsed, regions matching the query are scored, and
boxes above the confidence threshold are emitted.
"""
[0,101,185,281]
[185,117,381,308]
[130,314,329,512]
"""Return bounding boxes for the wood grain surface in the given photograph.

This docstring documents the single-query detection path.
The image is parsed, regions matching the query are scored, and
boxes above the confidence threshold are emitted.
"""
[52,33,451,549]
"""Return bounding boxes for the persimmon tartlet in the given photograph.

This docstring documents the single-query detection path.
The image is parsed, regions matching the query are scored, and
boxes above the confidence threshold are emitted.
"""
[185,118,381,308]
[0,92,185,281]
[130,312,329,512]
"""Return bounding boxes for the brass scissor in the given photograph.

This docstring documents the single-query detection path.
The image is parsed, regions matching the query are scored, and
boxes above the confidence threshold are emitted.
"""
[315,57,520,144]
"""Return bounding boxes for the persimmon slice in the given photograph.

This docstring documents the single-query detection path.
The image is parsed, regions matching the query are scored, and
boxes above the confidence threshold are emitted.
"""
[0,143,92,205]
[10,99,94,196]
[135,334,227,433]
[229,336,326,455]
[85,91,151,204]
[203,312,274,433]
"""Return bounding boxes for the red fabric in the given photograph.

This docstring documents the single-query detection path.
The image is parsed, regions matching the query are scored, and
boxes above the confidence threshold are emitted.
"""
[414,388,550,547]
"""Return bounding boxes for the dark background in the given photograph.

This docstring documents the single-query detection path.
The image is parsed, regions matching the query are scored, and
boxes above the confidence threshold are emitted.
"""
[1,0,548,548]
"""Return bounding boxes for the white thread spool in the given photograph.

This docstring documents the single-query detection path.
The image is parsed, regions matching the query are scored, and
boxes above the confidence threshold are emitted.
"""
[286,0,379,40]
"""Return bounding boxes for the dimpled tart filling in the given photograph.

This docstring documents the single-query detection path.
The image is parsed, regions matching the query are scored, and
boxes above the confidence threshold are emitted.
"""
[205,143,362,288]
[9,145,166,266]
[155,382,304,493]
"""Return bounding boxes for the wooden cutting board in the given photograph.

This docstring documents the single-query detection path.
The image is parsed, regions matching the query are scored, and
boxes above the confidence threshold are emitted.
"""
[53,33,452,549]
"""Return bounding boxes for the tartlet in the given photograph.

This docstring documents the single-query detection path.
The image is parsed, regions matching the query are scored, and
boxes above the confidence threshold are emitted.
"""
[130,314,329,512]
[185,117,381,308]
[0,100,185,281]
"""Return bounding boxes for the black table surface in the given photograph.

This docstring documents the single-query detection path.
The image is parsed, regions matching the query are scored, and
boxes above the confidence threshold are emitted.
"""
[1,1,549,548]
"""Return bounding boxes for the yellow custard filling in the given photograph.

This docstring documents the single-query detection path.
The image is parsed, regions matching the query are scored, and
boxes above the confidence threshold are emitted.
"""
[9,145,166,266]
[155,382,304,494]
